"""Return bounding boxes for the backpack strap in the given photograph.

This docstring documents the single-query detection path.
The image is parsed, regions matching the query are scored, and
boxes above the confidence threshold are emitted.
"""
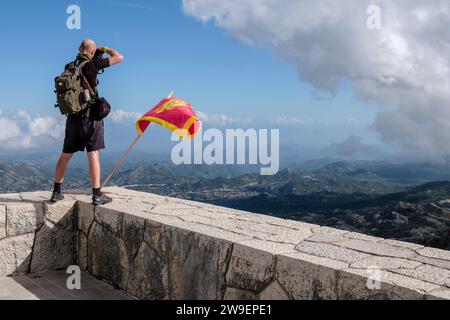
[74,55,98,98]
[75,54,90,71]
[76,60,90,71]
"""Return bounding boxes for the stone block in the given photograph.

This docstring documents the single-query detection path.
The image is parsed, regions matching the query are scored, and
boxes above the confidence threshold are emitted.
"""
[0,233,34,276]
[126,242,168,299]
[223,287,258,300]
[94,206,124,235]
[30,218,75,273]
[87,221,130,288]
[6,202,44,237]
[44,200,76,228]
[225,242,275,292]
[276,252,344,300]
[122,213,146,263]
[336,268,435,300]
[259,280,289,300]
[77,232,88,271]
[77,201,95,235]
[164,225,232,299]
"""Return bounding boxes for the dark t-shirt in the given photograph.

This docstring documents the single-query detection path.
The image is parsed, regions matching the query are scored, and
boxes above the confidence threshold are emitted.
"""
[81,58,110,90]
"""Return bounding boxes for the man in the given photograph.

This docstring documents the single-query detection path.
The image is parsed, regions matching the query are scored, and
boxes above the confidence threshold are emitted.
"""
[50,39,124,205]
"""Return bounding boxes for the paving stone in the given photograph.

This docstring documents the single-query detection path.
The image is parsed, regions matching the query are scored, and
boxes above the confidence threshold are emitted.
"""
[411,254,450,270]
[339,239,416,258]
[343,232,383,243]
[350,256,421,270]
[312,226,348,235]
[295,241,370,263]
[237,239,297,255]
[306,233,347,244]
[267,229,313,244]
[394,264,450,287]
[0,193,22,202]
[18,192,51,202]
[280,251,349,271]
[417,247,450,261]
[381,239,424,250]
[164,219,251,243]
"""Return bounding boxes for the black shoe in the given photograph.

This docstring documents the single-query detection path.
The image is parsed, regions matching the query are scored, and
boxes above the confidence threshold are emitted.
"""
[49,192,64,203]
[92,194,113,206]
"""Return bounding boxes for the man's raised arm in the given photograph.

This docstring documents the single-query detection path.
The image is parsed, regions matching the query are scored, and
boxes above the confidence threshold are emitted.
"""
[98,46,124,66]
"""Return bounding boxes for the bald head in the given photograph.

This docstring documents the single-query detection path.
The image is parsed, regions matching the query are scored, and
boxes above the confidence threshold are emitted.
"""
[79,39,97,59]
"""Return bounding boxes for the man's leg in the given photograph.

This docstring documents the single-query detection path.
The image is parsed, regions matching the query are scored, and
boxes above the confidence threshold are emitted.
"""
[88,150,112,205]
[50,152,73,202]
[87,150,101,188]
[55,152,74,184]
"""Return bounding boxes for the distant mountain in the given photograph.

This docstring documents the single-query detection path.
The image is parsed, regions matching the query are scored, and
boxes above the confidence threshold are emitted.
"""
[312,160,450,184]
[0,161,52,193]
[347,181,450,209]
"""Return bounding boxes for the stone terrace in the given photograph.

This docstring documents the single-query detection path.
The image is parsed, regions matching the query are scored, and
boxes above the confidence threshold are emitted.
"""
[1,187,450,300]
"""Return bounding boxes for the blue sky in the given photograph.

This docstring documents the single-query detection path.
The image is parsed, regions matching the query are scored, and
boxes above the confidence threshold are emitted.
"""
[0,0,384,159]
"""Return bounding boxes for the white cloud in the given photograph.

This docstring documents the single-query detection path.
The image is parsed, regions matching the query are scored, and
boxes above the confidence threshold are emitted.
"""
[272,116,322,125]
[0,111,65,150]
[346,118,368,126]
[197,111,252,126]
[109,110,142,123]
[183,0,450,158]
[329,135,379,157]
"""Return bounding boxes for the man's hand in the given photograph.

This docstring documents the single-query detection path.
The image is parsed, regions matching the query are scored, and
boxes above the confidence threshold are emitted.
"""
[98,46,124,66]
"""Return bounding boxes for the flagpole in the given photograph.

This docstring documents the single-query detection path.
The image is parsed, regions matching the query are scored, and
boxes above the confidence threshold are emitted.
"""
[101,91,174,189]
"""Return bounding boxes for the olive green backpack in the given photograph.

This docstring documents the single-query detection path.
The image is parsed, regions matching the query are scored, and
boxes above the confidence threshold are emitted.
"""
[54,55,94,115]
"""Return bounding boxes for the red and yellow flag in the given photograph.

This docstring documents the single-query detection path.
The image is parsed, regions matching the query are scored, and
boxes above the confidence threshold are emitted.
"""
[136,97,201,139]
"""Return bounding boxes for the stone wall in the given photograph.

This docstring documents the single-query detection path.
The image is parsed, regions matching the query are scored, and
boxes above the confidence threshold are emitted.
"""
[1,187,450,300]
[0,192,77,276]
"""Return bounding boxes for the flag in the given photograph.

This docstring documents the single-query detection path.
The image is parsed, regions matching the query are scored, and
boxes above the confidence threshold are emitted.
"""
[136,97,201,139]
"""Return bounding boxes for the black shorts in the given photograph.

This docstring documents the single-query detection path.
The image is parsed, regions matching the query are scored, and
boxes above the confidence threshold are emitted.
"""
[63,113,105,153]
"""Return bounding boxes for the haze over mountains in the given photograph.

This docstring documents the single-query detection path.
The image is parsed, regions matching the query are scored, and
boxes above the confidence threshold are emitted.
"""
[1,153,449,250]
